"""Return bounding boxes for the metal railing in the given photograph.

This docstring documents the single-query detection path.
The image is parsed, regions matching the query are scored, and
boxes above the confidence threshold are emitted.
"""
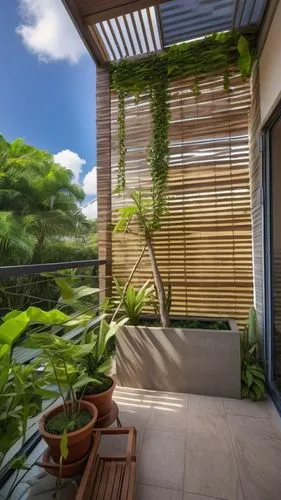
[0,259,108,492]
[0,259,107,278]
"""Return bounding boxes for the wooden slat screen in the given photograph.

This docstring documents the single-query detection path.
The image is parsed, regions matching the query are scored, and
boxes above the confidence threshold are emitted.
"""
[110,71,253,324]
[248,63,264,336]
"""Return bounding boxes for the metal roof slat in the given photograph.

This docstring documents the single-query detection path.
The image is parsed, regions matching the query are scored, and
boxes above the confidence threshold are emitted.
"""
[139,9,150,53]
[115,16,130,56]
[130,12,143,54]
[100,21,120,59]
[108,18,126,58]
[123,14,138,55]
[147,7,158,51]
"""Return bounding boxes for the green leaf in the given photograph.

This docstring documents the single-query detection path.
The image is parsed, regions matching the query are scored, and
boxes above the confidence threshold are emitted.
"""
[237,35,250,56]
[55,278,74,299]
[245,370,253,387]
[252,378,265,395]
[73,374,101,390]
[35,388,60,399]
[96,358,113,375]
[250,368,265,381]
[60,429,69,460]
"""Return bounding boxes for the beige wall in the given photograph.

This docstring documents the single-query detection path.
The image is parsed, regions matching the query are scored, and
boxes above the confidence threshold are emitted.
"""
[260,1,281,124]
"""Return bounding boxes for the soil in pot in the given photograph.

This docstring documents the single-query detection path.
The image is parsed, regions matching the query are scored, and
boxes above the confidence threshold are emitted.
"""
[39,400,98,464]
[140,317,230,330]
[45,410,92,435]
[82,375,116,420]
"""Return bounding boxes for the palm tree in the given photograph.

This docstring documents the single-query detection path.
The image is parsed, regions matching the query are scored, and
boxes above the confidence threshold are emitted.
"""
[0,135,89,265]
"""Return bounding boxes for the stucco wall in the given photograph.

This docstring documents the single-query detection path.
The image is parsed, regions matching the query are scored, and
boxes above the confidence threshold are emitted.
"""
[260,1,281,124]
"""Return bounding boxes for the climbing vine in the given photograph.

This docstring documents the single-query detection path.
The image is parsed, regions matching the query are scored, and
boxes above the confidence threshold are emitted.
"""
[110,30,255,225]
[148,60,170,227]
[116,90,126,192]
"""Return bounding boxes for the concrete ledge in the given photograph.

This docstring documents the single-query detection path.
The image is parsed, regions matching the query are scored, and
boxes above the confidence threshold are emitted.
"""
[116,318,241,399]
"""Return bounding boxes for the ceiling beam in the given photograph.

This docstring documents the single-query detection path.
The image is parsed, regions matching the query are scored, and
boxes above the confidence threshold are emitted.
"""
[82,0,169,25]
[62,0,107,66]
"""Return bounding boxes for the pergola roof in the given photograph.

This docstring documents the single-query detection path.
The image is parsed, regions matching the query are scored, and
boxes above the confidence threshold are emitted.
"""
[63,0,267,65]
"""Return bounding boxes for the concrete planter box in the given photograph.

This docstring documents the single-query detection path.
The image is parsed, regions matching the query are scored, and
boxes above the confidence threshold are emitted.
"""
[116,317,241,399]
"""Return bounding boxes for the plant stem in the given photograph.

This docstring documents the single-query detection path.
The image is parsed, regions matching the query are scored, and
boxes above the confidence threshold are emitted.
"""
[146,236,170,327]
[61,356,76,414]
[50,359,67,415]
[112,244,147,322]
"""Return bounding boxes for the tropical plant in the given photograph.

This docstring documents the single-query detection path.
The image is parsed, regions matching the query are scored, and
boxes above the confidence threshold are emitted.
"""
[78,316,128,393]
[0,306,72,353]
[114,278,154,325]
[114,190,170,327]
[0,134,89,265]
[23,333,97,426]
[0,344,54,497]
[241,307,265,401]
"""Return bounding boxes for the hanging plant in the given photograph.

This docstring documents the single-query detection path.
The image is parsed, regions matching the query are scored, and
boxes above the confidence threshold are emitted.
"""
[116,89,126,192]
[110,30,256,221]
[148,59,170,228]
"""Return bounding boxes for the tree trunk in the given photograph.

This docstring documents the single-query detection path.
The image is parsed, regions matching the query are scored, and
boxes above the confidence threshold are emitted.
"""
[146,235,170,327]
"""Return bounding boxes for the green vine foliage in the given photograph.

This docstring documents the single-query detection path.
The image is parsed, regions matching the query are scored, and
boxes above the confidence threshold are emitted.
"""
[116,90,126,192]
[111,30,255,225]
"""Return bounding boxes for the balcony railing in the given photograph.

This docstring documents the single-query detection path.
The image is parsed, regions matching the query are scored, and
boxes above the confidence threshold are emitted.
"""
[0,259,107,492]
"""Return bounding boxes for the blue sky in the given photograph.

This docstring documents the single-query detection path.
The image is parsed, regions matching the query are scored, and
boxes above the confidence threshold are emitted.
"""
[1,0,97,217]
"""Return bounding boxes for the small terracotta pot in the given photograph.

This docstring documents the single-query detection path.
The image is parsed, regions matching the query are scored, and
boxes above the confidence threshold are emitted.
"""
[82,377,116,420]
[39,400,98,464]
[40,447,88,478]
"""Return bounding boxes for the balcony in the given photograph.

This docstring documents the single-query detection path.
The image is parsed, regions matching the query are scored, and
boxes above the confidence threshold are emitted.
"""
[1,0,281,499]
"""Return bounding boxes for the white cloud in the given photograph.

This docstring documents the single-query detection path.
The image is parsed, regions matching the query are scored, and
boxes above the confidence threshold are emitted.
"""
[82,200,97,220]
[54,149,86,183]
[82,167,97,195]
[17,0,86,63]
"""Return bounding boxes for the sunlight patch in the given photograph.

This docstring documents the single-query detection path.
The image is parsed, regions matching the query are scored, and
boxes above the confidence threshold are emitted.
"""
[17,0,86,63]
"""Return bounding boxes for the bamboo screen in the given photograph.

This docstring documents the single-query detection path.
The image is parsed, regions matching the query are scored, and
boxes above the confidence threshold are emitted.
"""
[110,71,253,324]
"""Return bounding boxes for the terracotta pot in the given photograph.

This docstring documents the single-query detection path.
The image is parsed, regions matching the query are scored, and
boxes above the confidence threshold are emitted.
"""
[40,447,88,478]
[82,377,116,420]
[39,400,98,464]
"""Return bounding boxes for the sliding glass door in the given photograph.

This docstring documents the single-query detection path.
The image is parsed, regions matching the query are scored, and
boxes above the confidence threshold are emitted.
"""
[264,102,281,408]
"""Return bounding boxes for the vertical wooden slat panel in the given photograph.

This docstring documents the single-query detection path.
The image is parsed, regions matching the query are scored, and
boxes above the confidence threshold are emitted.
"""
[108,71,253,325]
[96,67,112,299]
[249,63,264,338]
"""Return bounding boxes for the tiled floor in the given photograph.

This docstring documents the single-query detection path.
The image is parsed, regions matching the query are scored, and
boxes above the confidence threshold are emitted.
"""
[7,386,281,499]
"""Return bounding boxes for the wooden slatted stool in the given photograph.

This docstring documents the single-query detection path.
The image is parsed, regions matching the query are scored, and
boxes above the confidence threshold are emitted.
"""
[76,427,137,500]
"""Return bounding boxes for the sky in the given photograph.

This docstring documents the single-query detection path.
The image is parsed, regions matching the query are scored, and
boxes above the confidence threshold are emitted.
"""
[0,0,97,218]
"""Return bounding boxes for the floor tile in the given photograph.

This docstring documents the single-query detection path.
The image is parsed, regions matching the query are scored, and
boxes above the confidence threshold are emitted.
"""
[227,414,281,500]
[99,429,143,458]
[223,398,271,418]
[138,428,185,490]
[185,413,241,499]
[147,405,188,430]
[187,394,225,416]
[136,483,182,499]
[117,402,152,431]
[184,494,225,500]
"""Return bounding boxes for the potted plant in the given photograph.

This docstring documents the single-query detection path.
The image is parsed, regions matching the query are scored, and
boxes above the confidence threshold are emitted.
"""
[23,332,99,474]
[77,316,128,423]
[114,190,241,399]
